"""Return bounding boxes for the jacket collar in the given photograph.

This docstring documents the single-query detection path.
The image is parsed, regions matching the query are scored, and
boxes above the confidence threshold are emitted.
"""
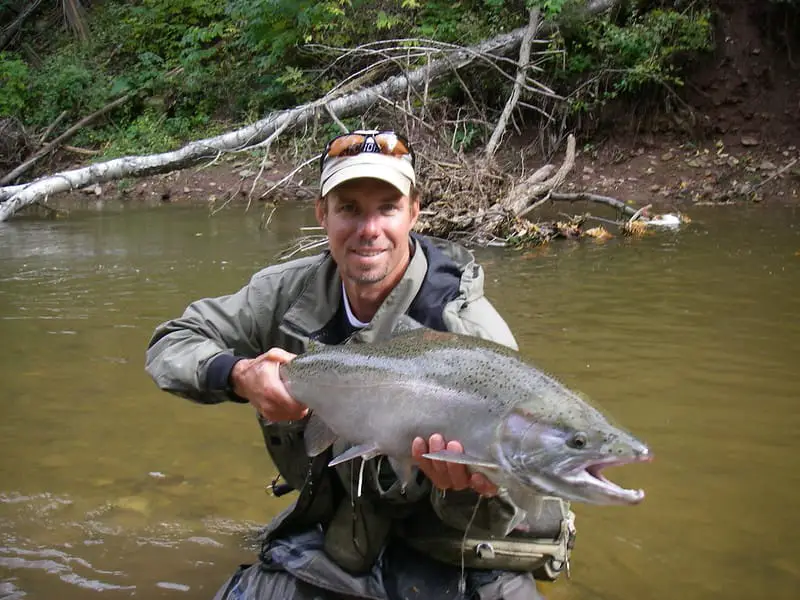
[279,237,428,345]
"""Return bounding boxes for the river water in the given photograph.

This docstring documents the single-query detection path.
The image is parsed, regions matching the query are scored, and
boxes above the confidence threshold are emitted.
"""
[0,201,798,599]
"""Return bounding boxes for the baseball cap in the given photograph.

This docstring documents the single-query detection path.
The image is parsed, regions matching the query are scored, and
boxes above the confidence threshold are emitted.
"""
[319,130,416,197]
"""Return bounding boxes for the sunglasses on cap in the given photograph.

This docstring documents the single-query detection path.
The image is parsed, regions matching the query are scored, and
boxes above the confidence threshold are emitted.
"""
[319,130,415,172]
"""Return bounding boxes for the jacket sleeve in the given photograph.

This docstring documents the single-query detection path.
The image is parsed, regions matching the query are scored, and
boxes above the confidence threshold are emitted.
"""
[433,295,524,535]
[144,271,275,404]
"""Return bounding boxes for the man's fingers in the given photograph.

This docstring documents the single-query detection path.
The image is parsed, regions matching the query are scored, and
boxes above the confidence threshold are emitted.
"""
[412,434,491,494]
[264,347,297,364]
[266,399,308,421]
[248,350,306,422]
[411,437,427,460]
[470,473,499,497]
[445,441,470,490]
[428,434,449,484]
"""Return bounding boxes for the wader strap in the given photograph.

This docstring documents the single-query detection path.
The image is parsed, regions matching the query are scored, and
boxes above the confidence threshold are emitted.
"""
[260,451,334,549]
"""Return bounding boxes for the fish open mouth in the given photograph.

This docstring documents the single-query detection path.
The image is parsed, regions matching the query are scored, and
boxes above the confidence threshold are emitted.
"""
[568,454,651,504]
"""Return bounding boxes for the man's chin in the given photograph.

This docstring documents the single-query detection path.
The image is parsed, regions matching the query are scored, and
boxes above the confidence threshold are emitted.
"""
[351,272,386,285]
[345,266,388,285]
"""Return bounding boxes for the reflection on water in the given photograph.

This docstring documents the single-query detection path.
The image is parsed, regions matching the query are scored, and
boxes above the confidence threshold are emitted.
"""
[1,203,798,599]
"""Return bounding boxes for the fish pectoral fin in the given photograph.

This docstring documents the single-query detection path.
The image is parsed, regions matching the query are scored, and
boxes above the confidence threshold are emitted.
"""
[421,450,501,471]
[304,413,338,457]
[328,442,382,467]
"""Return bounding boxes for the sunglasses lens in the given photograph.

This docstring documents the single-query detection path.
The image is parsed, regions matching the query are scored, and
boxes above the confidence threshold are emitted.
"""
[378,134,410,156]
[323,131,413,165]
[327,134,365,158]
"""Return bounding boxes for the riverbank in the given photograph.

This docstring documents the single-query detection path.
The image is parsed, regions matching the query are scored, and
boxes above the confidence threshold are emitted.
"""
[35,133,798,223]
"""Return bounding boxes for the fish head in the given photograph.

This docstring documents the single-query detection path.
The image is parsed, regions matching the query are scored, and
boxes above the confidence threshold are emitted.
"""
[496,400,651,506]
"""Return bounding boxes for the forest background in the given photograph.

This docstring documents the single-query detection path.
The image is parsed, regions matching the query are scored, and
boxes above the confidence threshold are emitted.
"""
[1,0,798,231]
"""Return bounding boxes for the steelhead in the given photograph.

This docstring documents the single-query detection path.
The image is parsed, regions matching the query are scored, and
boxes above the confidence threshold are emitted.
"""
[279,318,650,514]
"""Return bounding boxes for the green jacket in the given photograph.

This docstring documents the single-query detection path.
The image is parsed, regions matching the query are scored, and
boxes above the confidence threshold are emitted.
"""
[146,234,517,401]
[145,234,559,576]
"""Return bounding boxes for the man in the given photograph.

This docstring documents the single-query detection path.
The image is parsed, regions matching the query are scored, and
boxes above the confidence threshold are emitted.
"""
[145,130,571,599]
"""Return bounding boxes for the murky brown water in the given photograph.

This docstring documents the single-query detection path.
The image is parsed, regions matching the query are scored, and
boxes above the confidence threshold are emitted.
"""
[1,201,798,599]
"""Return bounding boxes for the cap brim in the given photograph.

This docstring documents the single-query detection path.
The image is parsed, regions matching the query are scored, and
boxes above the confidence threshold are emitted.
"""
[321,153,414,197]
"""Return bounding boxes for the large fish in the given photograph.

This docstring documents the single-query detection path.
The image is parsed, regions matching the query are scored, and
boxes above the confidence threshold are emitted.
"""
[280,318,650,515]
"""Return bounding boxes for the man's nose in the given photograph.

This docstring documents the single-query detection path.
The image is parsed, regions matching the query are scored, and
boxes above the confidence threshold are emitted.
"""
[357,213,381,237]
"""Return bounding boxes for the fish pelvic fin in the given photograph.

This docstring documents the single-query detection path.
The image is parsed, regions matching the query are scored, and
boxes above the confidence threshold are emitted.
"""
[387,457,418,492]
[304,413,338,457]
[328,442,383,467]
[422,450,502,471]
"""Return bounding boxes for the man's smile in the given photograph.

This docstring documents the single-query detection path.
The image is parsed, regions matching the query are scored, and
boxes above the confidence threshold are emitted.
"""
[350,248,387,258]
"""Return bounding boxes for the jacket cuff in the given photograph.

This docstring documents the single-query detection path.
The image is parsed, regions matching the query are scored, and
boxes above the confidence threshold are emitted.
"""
[206,353,248,403]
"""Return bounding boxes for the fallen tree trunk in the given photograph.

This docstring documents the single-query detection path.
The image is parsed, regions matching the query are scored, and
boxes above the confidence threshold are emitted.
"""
[0,27,528,222]
[0,0,619,222]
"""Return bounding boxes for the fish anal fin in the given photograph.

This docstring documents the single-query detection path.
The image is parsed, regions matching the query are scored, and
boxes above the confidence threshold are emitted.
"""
[304,413,338,457]
[328,442,382,467]
[422,450,501,471]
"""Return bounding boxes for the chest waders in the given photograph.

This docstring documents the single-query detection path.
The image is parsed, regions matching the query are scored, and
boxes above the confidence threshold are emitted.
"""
[258,417,576,583]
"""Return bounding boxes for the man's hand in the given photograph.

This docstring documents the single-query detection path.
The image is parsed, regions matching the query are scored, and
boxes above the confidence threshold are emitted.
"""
[230,348,307,422]
[412,434,498,497]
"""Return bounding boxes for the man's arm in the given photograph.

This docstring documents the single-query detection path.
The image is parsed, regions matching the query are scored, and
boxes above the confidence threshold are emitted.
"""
[145,274,268,404]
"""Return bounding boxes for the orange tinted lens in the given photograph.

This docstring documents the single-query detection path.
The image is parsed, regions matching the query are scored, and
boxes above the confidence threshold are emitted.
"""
[326,134,366,158]
[374,133,410,156]
[324,132,412,164]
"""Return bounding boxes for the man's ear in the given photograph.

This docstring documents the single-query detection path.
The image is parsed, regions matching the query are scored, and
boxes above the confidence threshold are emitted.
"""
[409,194,420,228]
[315,196,327,228]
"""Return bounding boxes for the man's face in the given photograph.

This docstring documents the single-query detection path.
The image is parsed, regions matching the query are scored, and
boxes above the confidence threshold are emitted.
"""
[316,178,419,289]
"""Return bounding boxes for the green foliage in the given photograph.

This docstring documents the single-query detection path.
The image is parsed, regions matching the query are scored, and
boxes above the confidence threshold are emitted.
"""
[553,5,713,112]
[0,52,29,117]
[529,0,569,18]
[94,110,219,158]
[2,0,716,159]
[25,49,115,126]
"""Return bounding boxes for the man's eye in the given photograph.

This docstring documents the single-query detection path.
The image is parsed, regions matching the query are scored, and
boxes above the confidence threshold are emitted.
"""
[338,204,356,213]
[381,204,399,214]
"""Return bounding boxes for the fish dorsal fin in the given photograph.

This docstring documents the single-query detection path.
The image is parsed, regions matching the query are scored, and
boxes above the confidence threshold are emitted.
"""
[422,450,501,471]
[390,315,425,336]
[304,412,338,457]
[366,314,425,344]
[328,442,382,467]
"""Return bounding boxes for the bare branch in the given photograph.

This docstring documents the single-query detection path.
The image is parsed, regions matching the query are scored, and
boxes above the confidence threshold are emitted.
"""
[0,0,44,50]
[486,8,541,159]
[325,104,349,133]
[502,134,576,215]
[39,111,69,145]
[1,92,135,185]
[258,155,320,201]
[549,192,638,217]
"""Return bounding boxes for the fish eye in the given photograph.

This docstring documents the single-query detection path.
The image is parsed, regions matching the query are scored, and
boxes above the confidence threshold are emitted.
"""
[568,432,588,449]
